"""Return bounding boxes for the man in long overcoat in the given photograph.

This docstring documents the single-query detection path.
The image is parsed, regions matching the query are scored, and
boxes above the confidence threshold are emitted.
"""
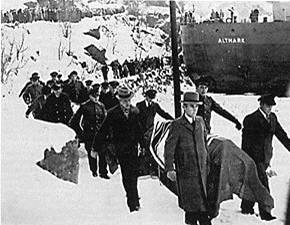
[196,77,241,133]
[96,85,144,212]
[164,92,212,225]
[240,94,290,221]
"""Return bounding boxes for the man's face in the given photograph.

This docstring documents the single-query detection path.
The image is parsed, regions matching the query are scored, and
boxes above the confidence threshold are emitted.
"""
[260,103,273,115]
[119,98,131,110]
[183,103,199,118]
[197,85,208,96]
[32,79,39,85]
[145,96,153,104]
[53,88,62,97]
[70,75,77,81]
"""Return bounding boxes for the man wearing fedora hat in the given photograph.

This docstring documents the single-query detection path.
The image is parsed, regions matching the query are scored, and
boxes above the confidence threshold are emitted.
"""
[240,94,290,221]
[42,83,73,125]
[195,76,242,133]
[97,85,144,212]
[70,84,108,179]
[164,92,212,225]
[136,88,173,176]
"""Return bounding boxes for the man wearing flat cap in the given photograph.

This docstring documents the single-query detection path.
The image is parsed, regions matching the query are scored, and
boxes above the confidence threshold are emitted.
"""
[42,83,73,125]
[136,89,174,176]
[70,84,108,179]
[240,94,290,221]
[97,85,144,212]
[22,72,44,106]
[164,92,212,225]
[62,71,85,104]
[46,71,58,86]
[195,76,242,133]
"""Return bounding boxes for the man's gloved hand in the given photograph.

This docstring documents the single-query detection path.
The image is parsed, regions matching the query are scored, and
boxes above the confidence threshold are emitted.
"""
[235,121,242,130]
[167,170,176,182]
[25,114,29,118]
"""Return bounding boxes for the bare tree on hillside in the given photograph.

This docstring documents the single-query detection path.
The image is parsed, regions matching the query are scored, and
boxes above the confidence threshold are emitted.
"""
[1,27,29,84]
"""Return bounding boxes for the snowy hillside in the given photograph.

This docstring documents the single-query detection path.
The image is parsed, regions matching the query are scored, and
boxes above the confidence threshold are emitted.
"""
[1,14,167,97]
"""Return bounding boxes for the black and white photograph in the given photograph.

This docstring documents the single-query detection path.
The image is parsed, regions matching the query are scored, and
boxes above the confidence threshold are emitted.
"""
[1,0,290,224]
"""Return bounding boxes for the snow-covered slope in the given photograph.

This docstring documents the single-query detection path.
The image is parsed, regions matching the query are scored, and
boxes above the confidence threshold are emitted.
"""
[2,84,290,225]
[1,15,166,97]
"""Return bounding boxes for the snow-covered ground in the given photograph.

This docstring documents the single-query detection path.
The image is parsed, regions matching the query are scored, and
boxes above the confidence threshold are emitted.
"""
[2,84,290,225]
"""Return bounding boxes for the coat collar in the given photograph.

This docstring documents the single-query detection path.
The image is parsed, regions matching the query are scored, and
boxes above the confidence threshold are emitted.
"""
[180,114,194,132]
[255,109,273,130]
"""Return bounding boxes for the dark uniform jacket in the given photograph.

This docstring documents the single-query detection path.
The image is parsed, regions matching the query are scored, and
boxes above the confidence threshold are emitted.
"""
[164,115,208,212]
[70,100,106,143]
[22,83,43,105]
[99,91,119,110]
[62,80,85,104]
[242,109,290,164]
[42,93,73,124]
[136,100,174,132]
[197,95,239,133]
[97,104,143,155]
[78,87,92,104]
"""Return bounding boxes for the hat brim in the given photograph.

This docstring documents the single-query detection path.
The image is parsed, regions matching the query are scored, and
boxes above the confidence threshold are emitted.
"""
[181,100,203,105]
[116,92,134,100]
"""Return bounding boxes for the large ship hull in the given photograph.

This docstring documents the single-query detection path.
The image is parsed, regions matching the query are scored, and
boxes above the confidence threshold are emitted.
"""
[181,22,290,95]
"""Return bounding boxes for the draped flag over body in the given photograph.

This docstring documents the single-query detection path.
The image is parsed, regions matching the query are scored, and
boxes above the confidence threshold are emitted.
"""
[149,120,274,218]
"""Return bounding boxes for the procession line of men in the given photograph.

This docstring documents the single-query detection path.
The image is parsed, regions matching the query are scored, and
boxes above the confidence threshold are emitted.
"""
[20,72,290,221]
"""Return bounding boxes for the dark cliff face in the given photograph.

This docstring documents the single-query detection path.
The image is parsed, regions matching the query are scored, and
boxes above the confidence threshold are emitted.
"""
[181,22,290,96]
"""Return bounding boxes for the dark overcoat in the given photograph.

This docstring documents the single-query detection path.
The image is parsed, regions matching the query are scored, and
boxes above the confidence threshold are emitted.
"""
[97,104,143,153]
[42,93,73,125]
[164,115,208,212]
[242,109,290,164]
[99,91,119,110]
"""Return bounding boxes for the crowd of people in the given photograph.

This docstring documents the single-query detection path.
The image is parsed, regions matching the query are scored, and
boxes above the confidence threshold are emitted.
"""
[1,5,125,24]
[181,6,262,25]
[101,56,166,80]
[19,69,290,222]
